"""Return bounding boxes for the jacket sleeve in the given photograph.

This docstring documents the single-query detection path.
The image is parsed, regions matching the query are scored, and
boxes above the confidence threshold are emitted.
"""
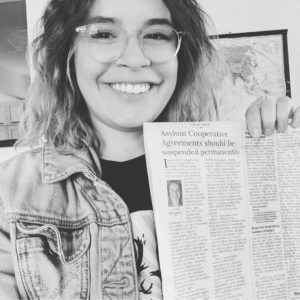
[0,203,21,299]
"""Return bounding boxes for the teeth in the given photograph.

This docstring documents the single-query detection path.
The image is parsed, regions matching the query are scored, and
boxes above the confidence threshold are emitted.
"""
[110,83,151,94]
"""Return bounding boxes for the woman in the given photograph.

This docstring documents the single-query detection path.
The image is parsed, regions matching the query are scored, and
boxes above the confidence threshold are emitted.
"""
[0,0,299,299]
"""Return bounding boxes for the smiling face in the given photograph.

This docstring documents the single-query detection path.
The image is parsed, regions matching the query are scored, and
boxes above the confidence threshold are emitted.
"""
[74,0,178,135]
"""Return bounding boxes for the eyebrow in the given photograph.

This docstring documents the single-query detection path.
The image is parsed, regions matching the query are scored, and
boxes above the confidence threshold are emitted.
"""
[144,18,173,27]
[86,16,173,27]
[86,16,116,25]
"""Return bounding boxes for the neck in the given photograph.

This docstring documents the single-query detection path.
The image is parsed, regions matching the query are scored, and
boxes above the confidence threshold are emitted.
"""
[95,123,145,162]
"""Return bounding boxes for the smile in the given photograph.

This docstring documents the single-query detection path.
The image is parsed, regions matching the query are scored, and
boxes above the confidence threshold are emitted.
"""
[110,83,151,94]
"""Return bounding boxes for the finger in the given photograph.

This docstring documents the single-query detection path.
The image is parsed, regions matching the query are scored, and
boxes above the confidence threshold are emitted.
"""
[276,96,292,132]
[246,102,262,138]
[261,96,276,136]
[291,106,300,127]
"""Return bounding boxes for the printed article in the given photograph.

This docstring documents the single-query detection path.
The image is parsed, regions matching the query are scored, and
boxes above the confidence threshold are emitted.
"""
[143,122,300,300]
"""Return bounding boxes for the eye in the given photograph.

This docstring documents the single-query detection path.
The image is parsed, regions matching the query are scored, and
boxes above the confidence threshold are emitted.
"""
[142,26,175,43]
[144,32,170,41]
[89,31,116,39]
[85,24,120,40]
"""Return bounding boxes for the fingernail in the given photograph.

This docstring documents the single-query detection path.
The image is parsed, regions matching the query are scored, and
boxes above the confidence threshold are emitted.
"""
[264,128,274,136]
[277,122,288,132]
[251,129,261,138]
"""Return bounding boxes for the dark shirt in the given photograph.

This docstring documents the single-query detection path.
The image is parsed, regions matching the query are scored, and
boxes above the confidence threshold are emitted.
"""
[100,155,152,213]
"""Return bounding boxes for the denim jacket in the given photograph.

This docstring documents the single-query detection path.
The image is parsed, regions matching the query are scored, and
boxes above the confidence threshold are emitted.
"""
[0,144,139,299]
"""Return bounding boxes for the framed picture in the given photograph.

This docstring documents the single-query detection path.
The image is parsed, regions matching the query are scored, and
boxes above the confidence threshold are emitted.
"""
[211,30,290,120]
[0,0,28,147]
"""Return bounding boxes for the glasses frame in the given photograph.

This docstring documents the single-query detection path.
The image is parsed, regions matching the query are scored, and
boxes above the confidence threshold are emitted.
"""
[75,23,186,63]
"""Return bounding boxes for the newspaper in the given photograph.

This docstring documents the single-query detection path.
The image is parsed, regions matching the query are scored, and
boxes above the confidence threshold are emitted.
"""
[143,122,300,300]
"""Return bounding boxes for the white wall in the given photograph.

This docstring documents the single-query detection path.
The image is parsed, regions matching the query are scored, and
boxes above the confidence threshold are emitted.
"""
[25,0,47,39]
[199,0,300,103]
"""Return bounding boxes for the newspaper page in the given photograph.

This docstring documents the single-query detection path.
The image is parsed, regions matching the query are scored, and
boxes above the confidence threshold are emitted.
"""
[143,122,300,300]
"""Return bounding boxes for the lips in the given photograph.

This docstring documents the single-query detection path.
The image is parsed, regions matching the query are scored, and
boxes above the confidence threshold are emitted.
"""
[110,82,152,94]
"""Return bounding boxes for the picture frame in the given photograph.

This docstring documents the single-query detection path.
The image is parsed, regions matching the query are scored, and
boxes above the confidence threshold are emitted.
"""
[217,29,290,96]
[210,29,291,120]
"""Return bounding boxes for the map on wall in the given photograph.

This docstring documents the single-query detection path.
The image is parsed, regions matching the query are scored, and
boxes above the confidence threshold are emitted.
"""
[211,30,290,121]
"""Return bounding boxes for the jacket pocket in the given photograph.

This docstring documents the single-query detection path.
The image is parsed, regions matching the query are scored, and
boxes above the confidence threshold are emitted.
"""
[15,221,90,300]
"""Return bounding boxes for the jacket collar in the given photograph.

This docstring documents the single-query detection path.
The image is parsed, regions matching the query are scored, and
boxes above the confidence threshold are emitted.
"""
[42,143,102,184]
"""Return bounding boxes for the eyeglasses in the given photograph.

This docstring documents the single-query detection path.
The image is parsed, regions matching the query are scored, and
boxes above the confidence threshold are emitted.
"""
[75,23,185,63]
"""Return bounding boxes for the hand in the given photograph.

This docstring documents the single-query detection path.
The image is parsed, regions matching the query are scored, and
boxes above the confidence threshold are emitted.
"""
[246,96,300,138]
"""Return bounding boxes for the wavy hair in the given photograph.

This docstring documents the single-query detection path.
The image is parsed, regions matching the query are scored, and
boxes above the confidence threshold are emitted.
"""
[20,0,220,150]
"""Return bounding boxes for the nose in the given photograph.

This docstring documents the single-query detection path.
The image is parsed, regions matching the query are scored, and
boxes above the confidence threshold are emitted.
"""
[116,35,151,69]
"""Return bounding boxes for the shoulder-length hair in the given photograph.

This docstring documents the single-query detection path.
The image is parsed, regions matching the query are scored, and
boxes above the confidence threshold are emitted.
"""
[20,0,220,151]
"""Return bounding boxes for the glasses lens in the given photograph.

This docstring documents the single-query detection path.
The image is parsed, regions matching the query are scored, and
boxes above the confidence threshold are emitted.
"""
[78,24,181,63]
[81,23,126,62]
[141,25,180,63]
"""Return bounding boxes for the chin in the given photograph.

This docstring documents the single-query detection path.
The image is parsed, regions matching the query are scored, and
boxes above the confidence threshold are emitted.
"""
[113,120,144,132]
[117,114,159,129]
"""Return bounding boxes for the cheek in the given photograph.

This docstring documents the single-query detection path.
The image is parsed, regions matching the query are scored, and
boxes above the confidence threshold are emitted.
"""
[74,43,88,77]
[165,60,178,90]
[74,45,107,92]
[155,60,178,108]
[74,49,92,93]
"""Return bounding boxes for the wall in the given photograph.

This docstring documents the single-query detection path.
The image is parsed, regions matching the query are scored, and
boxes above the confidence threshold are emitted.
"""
[0,0,28,93]
[199,0,300,104]
[0,0,28,161]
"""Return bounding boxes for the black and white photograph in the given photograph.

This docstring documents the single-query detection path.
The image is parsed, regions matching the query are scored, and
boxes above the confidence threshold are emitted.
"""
[167,179,183,207]
[0,0,299,299]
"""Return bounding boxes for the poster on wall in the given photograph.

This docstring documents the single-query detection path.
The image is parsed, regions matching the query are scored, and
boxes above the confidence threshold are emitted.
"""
[0,0,28,147]
[211,30,290,121]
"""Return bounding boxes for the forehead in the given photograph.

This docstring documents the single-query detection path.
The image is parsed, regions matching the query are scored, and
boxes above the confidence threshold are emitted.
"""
[170,182,180,189]
[89,0,171,27]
